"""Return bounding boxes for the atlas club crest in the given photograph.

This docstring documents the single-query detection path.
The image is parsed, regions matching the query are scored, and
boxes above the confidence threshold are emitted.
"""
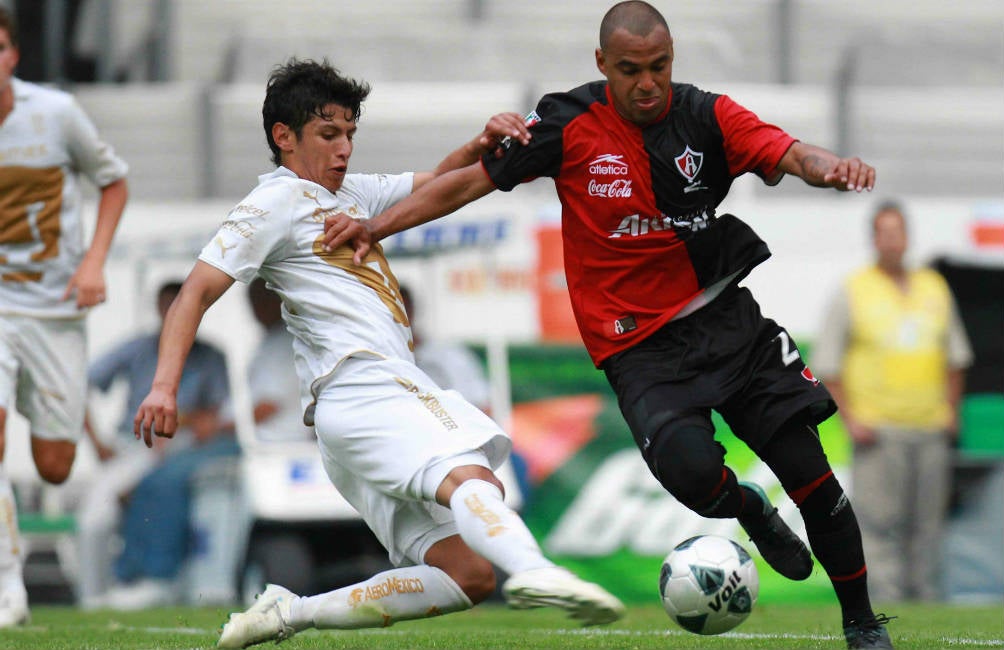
[674,145,703,182]
[674,145,707,193]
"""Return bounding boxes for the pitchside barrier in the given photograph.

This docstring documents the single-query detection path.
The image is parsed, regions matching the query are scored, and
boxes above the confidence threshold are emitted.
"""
[482,342,1004,605]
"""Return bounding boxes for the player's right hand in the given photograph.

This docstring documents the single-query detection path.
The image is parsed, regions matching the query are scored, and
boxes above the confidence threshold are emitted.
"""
[134,388,179,448]
[322,212,373,265]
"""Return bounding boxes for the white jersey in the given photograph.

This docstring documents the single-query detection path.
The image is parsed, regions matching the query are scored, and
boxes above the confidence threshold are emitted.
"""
[0,78,128,318]
[199,166,415,420]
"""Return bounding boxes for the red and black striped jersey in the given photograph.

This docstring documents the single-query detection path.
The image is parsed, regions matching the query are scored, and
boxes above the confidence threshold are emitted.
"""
[481,81,796,366]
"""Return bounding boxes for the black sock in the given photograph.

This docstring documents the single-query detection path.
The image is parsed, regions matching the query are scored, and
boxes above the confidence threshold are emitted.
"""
[691,467,746,519]
[796,472,874,626]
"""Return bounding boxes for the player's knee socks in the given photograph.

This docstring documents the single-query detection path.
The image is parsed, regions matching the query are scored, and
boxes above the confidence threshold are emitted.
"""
[292,565,472,630]
[0,467,22,584]
[650,427,743,519]
[791,471,873,625]
[689,467,746,519]
[449,479,553,576]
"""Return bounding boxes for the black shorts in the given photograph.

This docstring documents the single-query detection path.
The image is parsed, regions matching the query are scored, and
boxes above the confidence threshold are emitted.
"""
[602,285,836,455]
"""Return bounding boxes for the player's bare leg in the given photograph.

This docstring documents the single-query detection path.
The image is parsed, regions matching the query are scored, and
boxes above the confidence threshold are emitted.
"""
[30,438,76,485]
[0,411,28,627]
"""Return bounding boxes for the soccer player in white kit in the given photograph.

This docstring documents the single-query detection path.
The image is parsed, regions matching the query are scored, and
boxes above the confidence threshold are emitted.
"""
[0,8,128,626]
[132,59,623,648]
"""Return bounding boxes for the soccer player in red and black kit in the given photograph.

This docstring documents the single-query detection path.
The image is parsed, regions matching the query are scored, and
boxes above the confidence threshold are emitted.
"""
[324,2,892,648]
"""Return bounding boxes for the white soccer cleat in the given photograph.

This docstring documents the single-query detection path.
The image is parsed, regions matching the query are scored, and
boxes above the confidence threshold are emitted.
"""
[502,566,624,626]
[0,583,29,628]
[218,584,297,649]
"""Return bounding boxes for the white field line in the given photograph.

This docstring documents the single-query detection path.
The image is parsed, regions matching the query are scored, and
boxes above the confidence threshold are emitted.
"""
[52,623,1004,648]
[550,627,1004,646]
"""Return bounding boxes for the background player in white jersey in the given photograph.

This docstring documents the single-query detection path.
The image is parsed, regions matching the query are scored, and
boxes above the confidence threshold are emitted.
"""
[242,277,314,443]
[0,8,128,626]
[133,59,623,648]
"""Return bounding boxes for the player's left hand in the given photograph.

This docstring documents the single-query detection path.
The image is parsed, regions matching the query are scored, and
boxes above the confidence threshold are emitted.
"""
[63,254,107,308]
[477,112,532,158]
[823,157,875,192]
[322,212,373,264]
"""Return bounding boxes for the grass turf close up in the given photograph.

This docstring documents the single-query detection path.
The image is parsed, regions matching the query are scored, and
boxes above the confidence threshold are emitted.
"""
[0,602,1000,650]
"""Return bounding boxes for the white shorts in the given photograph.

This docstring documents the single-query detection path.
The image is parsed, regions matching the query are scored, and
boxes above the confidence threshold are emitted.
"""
[0,315,87,441]
[312,355,511,567]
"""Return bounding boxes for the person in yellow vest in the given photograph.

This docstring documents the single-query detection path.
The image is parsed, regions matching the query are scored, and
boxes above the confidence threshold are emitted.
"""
[813,201,973,602]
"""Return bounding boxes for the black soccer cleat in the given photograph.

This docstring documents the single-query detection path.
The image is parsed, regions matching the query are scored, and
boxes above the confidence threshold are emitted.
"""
[737,482,813,581]
[843,613,896,649]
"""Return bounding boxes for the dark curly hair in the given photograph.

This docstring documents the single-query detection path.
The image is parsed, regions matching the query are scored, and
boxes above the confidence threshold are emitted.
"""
[262,58,371,166]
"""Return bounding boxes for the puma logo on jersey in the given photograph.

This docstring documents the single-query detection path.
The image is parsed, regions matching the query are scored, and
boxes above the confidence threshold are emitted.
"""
[303,190,321,206]
[214,236,238,257]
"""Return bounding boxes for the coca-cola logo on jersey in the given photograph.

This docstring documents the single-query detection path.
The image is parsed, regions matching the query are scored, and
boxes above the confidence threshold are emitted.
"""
[588,179,633,198]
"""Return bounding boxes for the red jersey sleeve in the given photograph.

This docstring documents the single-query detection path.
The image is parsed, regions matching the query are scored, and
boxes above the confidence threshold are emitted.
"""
[714,94,796,184]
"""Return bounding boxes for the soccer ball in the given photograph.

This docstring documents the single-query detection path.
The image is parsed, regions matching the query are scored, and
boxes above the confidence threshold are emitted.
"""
[659,534,759,635]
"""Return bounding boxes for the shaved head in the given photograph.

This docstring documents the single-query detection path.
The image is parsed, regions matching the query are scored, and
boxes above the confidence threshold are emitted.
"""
[599,1,670,50]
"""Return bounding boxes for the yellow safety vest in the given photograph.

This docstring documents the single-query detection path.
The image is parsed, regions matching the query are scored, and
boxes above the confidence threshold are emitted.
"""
[842,266,954,430]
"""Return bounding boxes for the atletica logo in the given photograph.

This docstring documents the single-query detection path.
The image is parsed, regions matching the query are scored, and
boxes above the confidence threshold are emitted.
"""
[394,377,459,430]
[347,577,426,607]
[589,154,629,176]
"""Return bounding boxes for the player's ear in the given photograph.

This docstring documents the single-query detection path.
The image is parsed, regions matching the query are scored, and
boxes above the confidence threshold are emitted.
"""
[595,47,606,76]
[271,122,295,155]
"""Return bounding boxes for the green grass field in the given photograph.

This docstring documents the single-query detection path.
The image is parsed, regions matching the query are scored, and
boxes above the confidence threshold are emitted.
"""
[0,602,999,650]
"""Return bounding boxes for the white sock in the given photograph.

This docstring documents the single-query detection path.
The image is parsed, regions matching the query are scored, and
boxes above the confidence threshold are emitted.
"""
[0,467,23,588]
[449,479,553,577]
[290,565,472,630]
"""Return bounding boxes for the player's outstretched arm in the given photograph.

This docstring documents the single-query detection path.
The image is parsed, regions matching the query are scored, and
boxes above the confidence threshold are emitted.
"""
[323,164,497,264]
[133,261,234,447]
[422,111,531,185]
[322,111,529,263]
[777,142,875,192]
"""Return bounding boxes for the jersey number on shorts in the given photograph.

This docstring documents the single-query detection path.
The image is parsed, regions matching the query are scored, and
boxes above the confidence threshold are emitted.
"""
[774,331,801,366]
[0,166,64,281]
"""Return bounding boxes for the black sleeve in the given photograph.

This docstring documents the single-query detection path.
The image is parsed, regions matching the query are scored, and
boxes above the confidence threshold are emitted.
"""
[481,92,569,192]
